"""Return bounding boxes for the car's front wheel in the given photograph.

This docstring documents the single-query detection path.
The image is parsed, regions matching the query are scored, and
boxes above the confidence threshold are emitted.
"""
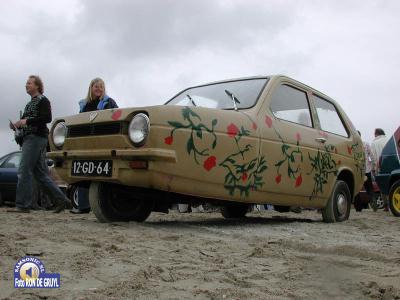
[322,180,351,223]
[221,203,249,218]
[69,185,79,209]
[388,179,400,217]
[89,182,154,223]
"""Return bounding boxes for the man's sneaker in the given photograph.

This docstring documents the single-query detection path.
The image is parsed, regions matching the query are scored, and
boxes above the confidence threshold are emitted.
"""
[7,207,30,213]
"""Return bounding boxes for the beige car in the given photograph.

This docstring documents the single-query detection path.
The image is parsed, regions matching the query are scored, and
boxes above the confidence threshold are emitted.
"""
[48,75,365,223]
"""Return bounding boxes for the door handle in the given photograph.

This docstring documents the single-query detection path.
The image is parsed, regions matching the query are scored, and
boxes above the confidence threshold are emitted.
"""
[315,137,327,143]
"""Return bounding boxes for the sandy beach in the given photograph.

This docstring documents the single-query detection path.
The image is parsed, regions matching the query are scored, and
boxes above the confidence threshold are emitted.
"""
[0,207,399,300]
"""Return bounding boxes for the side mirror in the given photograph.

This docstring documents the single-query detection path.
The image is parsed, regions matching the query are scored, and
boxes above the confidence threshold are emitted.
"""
[46,159,54,167]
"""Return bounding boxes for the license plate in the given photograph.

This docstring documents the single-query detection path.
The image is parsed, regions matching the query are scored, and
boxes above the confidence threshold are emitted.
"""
[71,160,112,177]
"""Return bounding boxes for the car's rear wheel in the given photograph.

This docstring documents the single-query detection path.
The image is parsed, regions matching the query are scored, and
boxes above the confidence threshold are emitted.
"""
[89,182,154,223]
[221,203,249,218]
[322,180,351,223]
[388,180,400,217]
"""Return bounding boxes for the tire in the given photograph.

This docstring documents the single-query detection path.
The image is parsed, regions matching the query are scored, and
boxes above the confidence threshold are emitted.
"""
[221,203,249,219]
[89,182,154,223]
[388,180,400,217]
[322,180,351,223]
[353,194,363,212]
[274,205,291,213]
[69,185,79,209]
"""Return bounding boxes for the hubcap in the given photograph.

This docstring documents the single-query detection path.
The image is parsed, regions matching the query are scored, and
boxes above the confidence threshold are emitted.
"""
[337,193,347,216]
[73,188,79,207]
[392,187,400,213]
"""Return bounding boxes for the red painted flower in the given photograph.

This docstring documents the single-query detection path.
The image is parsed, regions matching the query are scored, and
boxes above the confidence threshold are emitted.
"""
[111,109,122,120]
[319,131,328,138]
[252,122,258,130]
[295,174,302,187]
[275,174,282,184]
[347,146,352,155]
[242,172,248,182]
[227,123,239,137]
[265,116,273,128]
[296,132,301,142]
[203,156,217,171]
[164,136,173,145]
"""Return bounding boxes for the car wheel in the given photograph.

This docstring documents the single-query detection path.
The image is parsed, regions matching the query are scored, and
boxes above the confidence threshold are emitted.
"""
[373,192,385,210]
[353,194,363,212]
[274,205,291,213]
[388,180,400,217]
[221,203,249,218]
[69,185,79,209]
[89,182,154,223]
[322,180,351,223]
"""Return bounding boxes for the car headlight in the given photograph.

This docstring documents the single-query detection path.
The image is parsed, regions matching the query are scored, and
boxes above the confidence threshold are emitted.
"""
[128,113,150,147]
[52,122,67,148]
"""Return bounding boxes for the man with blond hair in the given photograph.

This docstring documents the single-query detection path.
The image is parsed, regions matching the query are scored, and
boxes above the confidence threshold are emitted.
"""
[8,75,67,213]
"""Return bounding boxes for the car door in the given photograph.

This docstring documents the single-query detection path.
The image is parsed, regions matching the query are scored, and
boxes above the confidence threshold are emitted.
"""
[257,81,322,203]
[0,152,21,201]
[310,94,359,199]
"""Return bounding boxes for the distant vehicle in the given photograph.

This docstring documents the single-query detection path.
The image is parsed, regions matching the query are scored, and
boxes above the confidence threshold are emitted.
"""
[48,75,365,223]
[0,151,69,207]
[375,126,400,217]
[353,180,383,211]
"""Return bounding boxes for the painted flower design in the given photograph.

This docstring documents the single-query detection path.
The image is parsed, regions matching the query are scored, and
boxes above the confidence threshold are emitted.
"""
[111,109,122,120]
[296,132,301,142]
[164,136,173,145]
[241,172,248,182]
[295,174,302,187]
[252,122,258,130]
[275,174,282,184]
[347,146,352,155]
[203,156,217,171]
[265,116,273,128]
[227,123,239,138]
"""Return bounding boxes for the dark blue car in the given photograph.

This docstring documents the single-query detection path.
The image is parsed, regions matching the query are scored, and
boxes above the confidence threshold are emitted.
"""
[0,151,22,205]
[375,126,400,217]
[0,151,69,207]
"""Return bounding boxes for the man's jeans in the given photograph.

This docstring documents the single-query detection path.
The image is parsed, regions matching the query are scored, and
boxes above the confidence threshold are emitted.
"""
[16,134,66,209]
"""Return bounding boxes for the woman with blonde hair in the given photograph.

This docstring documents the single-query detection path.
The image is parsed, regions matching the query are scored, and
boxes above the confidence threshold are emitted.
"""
[71,78,118,214]
[78,77,118,112]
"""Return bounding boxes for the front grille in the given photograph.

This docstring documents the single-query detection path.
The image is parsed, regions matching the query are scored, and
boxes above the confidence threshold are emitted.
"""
[68,122,122,137]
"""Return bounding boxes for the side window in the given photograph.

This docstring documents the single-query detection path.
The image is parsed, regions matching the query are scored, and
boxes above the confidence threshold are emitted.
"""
[270,85,313,127]
[3,153,22,168]
[313,95,348,137]
[0,156,8,168]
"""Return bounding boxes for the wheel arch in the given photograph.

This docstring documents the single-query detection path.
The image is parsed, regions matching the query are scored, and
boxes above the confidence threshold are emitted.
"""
[337,169,355,199]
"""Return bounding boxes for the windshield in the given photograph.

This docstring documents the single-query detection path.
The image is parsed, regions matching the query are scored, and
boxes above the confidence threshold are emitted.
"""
[166,78,269,109]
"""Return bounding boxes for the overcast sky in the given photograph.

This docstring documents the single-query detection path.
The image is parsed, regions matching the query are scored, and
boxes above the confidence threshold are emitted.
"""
[1,0,399,155]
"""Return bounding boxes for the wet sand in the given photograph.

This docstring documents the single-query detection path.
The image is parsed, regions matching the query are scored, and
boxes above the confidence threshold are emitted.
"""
[0,207,399,299]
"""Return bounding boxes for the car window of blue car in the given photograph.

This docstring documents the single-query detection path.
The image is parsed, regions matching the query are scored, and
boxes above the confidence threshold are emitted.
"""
[2,153,22,168]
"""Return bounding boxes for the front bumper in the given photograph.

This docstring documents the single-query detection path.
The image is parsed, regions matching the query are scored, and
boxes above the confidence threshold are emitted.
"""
[47,148,177,186]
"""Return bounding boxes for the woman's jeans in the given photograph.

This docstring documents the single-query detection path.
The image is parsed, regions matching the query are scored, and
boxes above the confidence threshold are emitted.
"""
[16,134,66,209]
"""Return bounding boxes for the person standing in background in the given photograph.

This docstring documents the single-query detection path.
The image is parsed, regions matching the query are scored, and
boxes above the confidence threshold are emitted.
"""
[370,128,389,210]
[70,78,118,214]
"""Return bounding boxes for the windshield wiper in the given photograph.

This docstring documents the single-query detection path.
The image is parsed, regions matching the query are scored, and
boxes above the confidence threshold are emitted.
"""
[186,94,197,107]
[225,89,240,111]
